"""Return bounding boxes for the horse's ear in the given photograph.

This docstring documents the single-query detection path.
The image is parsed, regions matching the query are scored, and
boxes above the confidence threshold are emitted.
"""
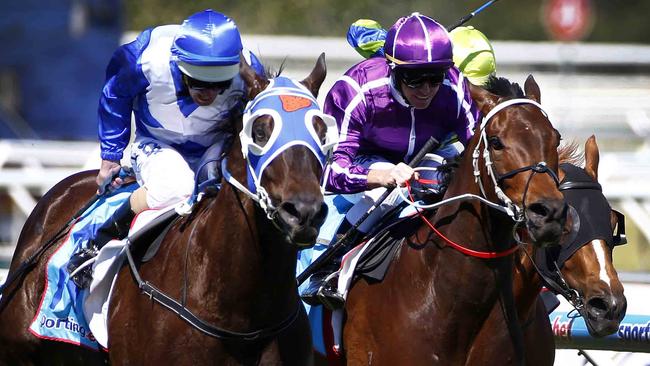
[470,83,498,115]
[301,53,327,98]
[240,53,269,100]
[584,135,600,181]
[524,74,541,103]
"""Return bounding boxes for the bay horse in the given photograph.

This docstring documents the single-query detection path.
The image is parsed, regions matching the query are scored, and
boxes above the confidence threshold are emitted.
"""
[0,54,332,365]
[341,75,569,366]
[467,136,627,366]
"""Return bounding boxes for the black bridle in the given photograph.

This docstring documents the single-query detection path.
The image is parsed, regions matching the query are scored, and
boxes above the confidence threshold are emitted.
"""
[124,244,301,342]
[497,161,561,226]
[531,163,627,313]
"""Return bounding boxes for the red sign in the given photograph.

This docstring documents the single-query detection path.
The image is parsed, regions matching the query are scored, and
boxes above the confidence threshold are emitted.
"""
[543,0,593,42]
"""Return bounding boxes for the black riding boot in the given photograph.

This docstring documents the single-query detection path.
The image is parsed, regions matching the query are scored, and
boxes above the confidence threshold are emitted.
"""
[301,222,360,310]
[67,200,136,288]
[301,261,343,309]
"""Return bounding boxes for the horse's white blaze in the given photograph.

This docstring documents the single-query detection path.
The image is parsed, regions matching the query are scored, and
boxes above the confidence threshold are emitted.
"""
[592,239,611,287]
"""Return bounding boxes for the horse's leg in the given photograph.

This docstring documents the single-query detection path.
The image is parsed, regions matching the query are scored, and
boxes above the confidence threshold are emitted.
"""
[280,307,314,365]
[0,171,100,365]
[522,297,555,366]
[108,222,228,365]
[465,298,517,366]
[343,280,377,366]
[466,296,555,366]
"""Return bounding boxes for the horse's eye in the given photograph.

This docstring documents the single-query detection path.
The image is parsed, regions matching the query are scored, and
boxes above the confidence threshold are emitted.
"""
[252,117,274,146]
[488,136,504,150]
[254,127,267,144]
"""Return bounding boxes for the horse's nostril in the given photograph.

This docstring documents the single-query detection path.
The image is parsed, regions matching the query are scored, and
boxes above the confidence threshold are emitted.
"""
[587,297,609,316]
[528,202,549,218]
[278,199,325,227]
[279,202,301,225]
[528,200,567,222]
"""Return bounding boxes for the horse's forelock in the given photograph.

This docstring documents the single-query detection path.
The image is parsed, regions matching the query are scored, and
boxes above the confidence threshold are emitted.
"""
[265,60,285,79]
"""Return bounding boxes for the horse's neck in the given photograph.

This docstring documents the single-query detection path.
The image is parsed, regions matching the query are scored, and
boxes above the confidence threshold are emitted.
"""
[513,247,544,320]
[432,144,517,255]
[193,179,299,316]
[400,147,519,339]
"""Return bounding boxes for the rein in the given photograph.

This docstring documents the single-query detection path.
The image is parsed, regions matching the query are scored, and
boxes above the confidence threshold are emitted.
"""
[405,180,520,258]
[221,157,280,222]
[124,245,301,341]
[521,248,586,312]
[396,98,558,259]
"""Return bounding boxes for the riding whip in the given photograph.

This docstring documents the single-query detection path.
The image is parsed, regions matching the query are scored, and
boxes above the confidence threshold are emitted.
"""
[447,0,501,31]
[297,136,439,285]
[0,168,130,294]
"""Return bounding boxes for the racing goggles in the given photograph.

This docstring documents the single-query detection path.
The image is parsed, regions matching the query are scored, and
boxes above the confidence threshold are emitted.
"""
[183,75,233,92]
[397,69,447,89]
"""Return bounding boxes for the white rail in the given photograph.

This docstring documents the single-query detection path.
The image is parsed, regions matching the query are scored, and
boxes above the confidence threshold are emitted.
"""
[2,37,650,262]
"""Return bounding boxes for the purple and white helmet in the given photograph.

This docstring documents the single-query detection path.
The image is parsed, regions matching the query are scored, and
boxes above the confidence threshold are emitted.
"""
[384,13,453,70]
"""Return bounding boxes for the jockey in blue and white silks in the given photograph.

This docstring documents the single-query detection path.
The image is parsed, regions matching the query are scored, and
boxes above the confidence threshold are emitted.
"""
[68,9,263,289]
[99,12,263,209]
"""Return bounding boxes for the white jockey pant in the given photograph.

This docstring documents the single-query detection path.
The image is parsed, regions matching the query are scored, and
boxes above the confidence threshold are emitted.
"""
[130,138,196,209]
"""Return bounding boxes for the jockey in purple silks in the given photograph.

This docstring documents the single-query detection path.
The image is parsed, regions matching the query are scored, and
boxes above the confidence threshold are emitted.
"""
[301,13,481,309]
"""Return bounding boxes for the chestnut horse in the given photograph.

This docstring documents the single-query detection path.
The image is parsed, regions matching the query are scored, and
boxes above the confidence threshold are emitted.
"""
[340,75,568,366]
[467,136,627,366]
[0,55,331,365]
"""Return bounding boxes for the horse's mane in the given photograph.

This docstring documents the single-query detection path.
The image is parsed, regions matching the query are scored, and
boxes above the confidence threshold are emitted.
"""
[558,141,583,166]
[484,75,524,98]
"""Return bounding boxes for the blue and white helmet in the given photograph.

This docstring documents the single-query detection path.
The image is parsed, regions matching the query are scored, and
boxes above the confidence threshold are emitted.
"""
[171,9,243,82]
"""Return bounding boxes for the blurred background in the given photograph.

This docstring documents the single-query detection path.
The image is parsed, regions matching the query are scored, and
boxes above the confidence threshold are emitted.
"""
[0,1,649,363]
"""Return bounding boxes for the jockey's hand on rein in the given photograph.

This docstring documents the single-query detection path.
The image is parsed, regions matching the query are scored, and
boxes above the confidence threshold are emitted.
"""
[390,163,418,187]
[96,159,122,195]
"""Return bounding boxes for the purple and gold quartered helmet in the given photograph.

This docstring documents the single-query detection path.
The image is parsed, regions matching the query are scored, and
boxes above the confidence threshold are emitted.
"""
[384,12,453,70]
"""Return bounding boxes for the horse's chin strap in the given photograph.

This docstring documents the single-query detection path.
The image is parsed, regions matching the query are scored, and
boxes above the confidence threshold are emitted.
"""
[472,98,551,223]
[221,158,278,221]
[520,247,586,313]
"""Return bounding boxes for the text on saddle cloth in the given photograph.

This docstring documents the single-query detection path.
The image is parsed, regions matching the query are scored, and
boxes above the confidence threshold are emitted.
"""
[29,184,138,351]
[30,181,183,350]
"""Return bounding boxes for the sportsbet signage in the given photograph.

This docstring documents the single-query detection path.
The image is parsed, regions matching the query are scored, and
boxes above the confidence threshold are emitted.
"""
[551,311,650,352]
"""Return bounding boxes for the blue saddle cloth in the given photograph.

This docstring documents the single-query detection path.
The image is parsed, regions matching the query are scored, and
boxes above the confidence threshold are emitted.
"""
[28,185,137,350]
[296,193,420,356]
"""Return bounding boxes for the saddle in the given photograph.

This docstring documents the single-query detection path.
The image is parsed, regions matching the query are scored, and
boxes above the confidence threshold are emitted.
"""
[353,214,423,283]
[129,209,180,262]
